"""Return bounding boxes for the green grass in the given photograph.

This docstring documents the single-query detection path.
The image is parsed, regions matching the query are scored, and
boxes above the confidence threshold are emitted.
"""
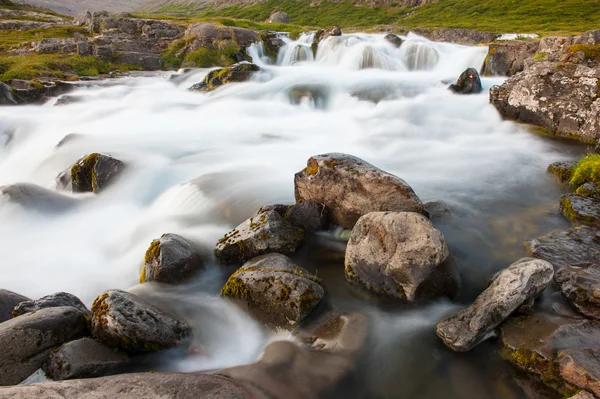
[570,154,600,187]
[0,26,87,52]
[569,43,600,60]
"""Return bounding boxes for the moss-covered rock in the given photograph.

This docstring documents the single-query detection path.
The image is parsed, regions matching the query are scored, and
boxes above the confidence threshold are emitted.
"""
[547,160,577,183]
[559,194,600,227]
[189,62,261,93]
[220,253,324,330]
[576,182,600,199]
[449,67,483,94]
[71,153,125,194]
[258,31,285,61]
[141,233,206,284]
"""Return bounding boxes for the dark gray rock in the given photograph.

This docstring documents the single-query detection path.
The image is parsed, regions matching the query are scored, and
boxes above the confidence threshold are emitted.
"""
[0,83,17,105]
[526,226,600,270]
[43,337,129,380]
[286,200,329,232]
[436,257,553,351]
[90,290,191,353]
[424,200,451,218]
[215,210,303,266]
[221,253,324,329]
[55,95,86,106]
[555,263,600,320]
[484,40,540,76]
[0,290,29,323]
[13,292,88,317]
[384,33,403,48]
[576,182,600,199]
[0,183,77,212]
[141,233,206,284]
[0,306,88,386]
[547,160,577,183]
[71,153,125,193]
[257,31,285,61]
[449,67,483,94]
[560,194,600,227]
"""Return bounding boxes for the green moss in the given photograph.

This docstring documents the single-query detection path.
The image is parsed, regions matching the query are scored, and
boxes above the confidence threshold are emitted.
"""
[139,265,147,284]
[161,38,186,70]
[547,162,574,183]
[71,153,99,192]
[533,52,548,60]
[144,239,161,264]
[570,154,600,187]
[305,158,319,176]
[220,276,250,299]
[569,43,600,60]
[183,45,240,68]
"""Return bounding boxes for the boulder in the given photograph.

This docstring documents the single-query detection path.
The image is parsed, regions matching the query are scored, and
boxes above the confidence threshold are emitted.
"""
[345,211,459,301]
[54,94,86,106]
[74,10,92,27]
[555,263,600,320]
[0,306,88,386]
[221,253,324,329]
[141,233,206,284]
[484,40,540,76]
[312,26,342,55]
[215,210,303,266]
[577,182,600,199]
[0,373,259,398]
[568,391,595,399]
[13,292,88,317]
[268,11,290,24]
[294,153,427,229]
[71,153,125,193]
[0,183,77,213]
[436,258,554,352]
[560,194,600,227]
[285,201,329,232]
[0,83,17,105]
[424,200,451,218]
[526,226,600,270]
[449,67,483,94]
[257,31,285,61]
[90,290,191,353]
[384,33,403,48]
[189,63,261,92]
[0,290,29,323]
[294,311,368,353]
[547,160,577,183]
[184,23,258,53]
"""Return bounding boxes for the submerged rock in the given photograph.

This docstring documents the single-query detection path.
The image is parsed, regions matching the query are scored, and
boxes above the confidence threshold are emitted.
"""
[71,153,125,193]
[384,33,404,48]
[215,210,304,266]
[449,67,483,94]
[221,253,324,329]
[189,63,261,92]
[547,161,577,183]
[345,211,459,301]
[0,306,88,386]
[43,337,130,380]
[555,264,600,320]
[436,258,554,352]
[13,292,88,317]
[294,153,427,229]
[0,290,29,323]
[560,194,600,227]
[90,290,191,353]
[526,226,600,270]
[141,234,206,284]
[0,183,77,213]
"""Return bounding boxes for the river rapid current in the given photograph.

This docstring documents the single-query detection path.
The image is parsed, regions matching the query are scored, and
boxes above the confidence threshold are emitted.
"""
[0,32,586,397]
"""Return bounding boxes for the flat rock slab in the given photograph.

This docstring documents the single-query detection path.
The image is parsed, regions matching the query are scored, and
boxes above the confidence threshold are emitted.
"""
[560,194,600,227]
[555,264,600,320]
[0,373,259,399]
[526,226,600,270]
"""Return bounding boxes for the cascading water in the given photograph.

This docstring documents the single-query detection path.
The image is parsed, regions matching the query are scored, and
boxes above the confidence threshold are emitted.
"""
[0,32,585,397]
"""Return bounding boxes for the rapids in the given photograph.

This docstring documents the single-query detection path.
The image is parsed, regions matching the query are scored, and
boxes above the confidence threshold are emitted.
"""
[0,32,585,397]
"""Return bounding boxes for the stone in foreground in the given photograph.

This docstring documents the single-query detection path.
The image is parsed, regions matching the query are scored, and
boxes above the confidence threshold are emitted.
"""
[0,289,29,323]
[0,306,88,386]
[526,226,600,270]
[215,210,303,266]
[449,67,482,94]
[90,290,191,353]
[71,153,125,193]
[13,292,88,317]
[221,253,324,329]
[141,233,206,284]
[294,153,427,229]
[437,258,553,352]
[345,211,459,301]
[560,194,600,227]
[43,337,130,380]
[555,263,600,320]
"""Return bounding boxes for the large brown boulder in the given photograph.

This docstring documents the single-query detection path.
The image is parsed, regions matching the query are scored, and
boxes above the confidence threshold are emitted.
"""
[294,153,427,229]
[184,22,258,52]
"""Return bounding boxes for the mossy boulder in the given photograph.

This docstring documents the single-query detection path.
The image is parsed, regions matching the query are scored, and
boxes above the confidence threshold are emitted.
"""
[141,233,206,284]
[555,264,600,320]
[449,67,483,94]
[0,289,29,323]
[215,210,304,266]
[345,211,459,301]
[547,160,577,183]
[13,292,88,317]
[90,290,191,354]
[258,31,285,61]
[294,153,427,229]
[436,258,553,352]
[526,226,600,270]
[71,153,125,194]
[221,253,324,330]
[559,194,600,227]
[576,182,600,199]
[189,63,261,93]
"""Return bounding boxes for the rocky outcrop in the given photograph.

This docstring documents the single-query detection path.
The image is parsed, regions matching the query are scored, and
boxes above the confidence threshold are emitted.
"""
[436,258,553,352]
[141,233,206,284]
[0,183,77,213]
[12,292,88,317]
[547,160,577,183]
[215,210,303,266]
[311,26,342,55]
[268,11,290,24]
[184,22,258,52]
[345,211,459,301]
[0,306,88,386]
[449,67,483,94]
[412,27,498,45]
[483,40,540,76]
[577,182,600,199]
[560,194,600,227]
[526,226,600,270]
[294,154,426,229]
[0,290,29,323]
[555,264,600,320]
[71,153,125,193]
[43,337,130,380]
[189,62,261,92]
[0,83,17,106]
[90,290,191,353]
[221,253,324,329]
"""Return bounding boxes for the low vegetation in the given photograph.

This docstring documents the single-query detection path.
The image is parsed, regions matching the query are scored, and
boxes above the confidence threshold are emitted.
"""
[570,154,600,188]
[569,43,600,61]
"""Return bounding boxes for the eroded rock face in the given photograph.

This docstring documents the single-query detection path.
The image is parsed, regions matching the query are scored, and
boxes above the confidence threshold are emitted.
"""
[71,153,125,193]
[560,194,600,227]
[547,160,577,183]
[0,306,88,386]
[449,67,482,94]
[436,258,553,352]
[345,211,459,301]
[221,253,324,329]
[189,63,261,92]
[294,153,427,229]
[43,337,130,380]
[215,210,304,266]
[141,234,206,284]
[0,290,29,323]
[90,290,191,353]
[555,264,600,320]
[526,226,600,270]
[13,292,88,317]
[484,40,540,76]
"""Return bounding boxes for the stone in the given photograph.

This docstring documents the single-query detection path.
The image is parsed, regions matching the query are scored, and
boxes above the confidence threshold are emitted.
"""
[294,153,427,229]
[411,27,498,45]
[90,290,191,353]
[555,263,600,320]
[268,11,290,24]
[189,63,261,92]
[345,211,459,301]
[74,10,91,27]
[285,200,329,233]
[0,183,77,213]
[71,153,125,193]
[424,200,451,218]
[0,83,17,105]
[118,52,163,70]
[526,226,600,270]
[559,350,600,398]
[0,373,259,398]
[384,33,403,48]
[484,40,540,76]
[258,31,285,61]
[436,257,554,352]
[55,94,86,106]
[0,290,29,323]
[449,67,483,94]
[568,391,595,399]
[0,307,88,386]
[43,337,129,380]
[577,182,600,199]
[215,210,303,266]
[221,253,324,329]
[294,311,368,353]
[560,194,600,227]
[547,161,577,183]
[141,233,206,284]
[32,38,77,54]
[13,292,88,317]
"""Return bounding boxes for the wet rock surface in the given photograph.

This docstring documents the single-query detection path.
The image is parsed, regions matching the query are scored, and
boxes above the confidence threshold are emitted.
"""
[71,153,125,193]
[141,233,206,284]
[555,264,600,320]
[0,290,29,323]
[449,67,483,94]
[13,292,88,317]
[189,63,261,92]
[526,226,600,270]
[345,211,459,301]
[560,194,600,227]
[220,253,324,329]
[294,153,427,229]
[437,258,554,351]
[547,161,577,183]
[384,33,403,48]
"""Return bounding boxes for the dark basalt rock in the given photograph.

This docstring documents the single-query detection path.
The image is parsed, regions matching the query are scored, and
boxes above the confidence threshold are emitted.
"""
[0,290,29,323]
[13,292,89,317]
[71,153,125,194]
[560,194,600,227]
[424,200,451,218]
[449,67,483,94]
[141,233,206,284]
